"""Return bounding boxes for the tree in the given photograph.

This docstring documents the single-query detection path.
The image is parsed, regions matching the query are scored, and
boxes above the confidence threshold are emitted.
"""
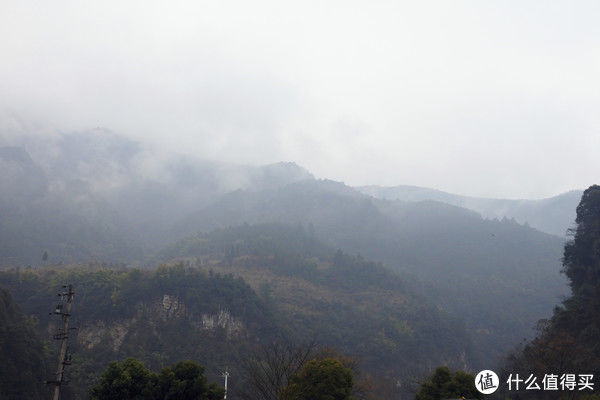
[415,366,482,400]
[89,358,224,400]
[280,358,354,400]
[239,342,375,400]
[89,358,155,400]
[311,348,375,400]
[501,185,600,397]
[239,340,316,400]
[541,185,600,362]
[154,360,224,400]
[563,184,600,297]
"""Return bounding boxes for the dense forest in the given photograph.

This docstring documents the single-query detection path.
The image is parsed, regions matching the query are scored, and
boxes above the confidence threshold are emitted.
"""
[0,225,475,399]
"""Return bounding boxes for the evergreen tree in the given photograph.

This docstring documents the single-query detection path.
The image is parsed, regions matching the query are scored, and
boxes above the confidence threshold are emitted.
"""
[89,358,156,400]
[552,184,600,368]
[415,366,481,400]
[504,185,600,394]
[89,358,224,400]
[154,360,224,400]
[281,358,354,400]
[561,184,600,311]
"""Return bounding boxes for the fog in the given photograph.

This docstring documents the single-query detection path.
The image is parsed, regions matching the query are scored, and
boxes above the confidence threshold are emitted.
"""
[1,1,599,198]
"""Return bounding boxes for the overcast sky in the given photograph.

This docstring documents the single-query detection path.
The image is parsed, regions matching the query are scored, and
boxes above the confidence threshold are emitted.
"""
[1,1,598,198]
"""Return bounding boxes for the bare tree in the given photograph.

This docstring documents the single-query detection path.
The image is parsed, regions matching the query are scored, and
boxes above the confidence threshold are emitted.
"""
[238,340,316,400]
[239,341,377,400]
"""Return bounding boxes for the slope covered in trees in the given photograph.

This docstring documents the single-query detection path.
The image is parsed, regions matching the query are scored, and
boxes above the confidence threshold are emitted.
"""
[0,225,474,399]
[155,224,475,383]
[171,180,567,363]
[504,185,600,397]
[0,265,277,399]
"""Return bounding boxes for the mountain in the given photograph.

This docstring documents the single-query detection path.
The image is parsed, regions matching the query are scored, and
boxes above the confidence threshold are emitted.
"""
[0,225,474,399]
[0,153,141,266]
[0,131,314,265]
[0,264,279,399]
[358,185,582,237]
[0,130,572,378]
[172,180,568,365]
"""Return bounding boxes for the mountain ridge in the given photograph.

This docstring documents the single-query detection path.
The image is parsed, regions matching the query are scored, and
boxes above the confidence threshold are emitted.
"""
[358,184,582,237]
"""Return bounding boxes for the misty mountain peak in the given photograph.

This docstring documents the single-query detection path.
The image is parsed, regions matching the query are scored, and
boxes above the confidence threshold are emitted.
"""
[259,161,314,184]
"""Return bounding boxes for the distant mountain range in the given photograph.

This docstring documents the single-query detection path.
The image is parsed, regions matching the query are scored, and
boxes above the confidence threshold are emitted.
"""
[358,185,582,237]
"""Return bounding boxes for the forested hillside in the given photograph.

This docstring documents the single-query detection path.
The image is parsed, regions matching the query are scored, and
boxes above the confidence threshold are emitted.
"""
[0,225,474,399]
[0,264,277,399]
[172,180,567,362]
[155,224,475,377]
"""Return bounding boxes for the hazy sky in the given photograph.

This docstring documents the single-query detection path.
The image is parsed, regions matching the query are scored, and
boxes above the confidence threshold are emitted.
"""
[1,1,599,198]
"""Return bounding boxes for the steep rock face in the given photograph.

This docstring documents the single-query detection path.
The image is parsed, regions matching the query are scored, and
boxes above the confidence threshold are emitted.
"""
[79,320,131,351]
[0,265,271,400]
[160,294,183,319]
[76,294,246,352]
[199,309,243,339]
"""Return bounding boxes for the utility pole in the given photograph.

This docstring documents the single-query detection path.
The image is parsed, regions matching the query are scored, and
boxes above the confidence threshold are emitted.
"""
[46,284,74,400]
[221,368,229,399]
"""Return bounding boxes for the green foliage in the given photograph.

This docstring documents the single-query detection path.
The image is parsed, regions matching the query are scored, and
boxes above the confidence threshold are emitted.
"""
[171,180,567,366]
[155,360,224,400]
[281,358,354,400]
[0,224,479,399]
[153,223,330,269]
[89,358,155,400]
[0,264,274,399]
[89,358,224,400]
[415,366,482,400]
[563,184,600,296]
